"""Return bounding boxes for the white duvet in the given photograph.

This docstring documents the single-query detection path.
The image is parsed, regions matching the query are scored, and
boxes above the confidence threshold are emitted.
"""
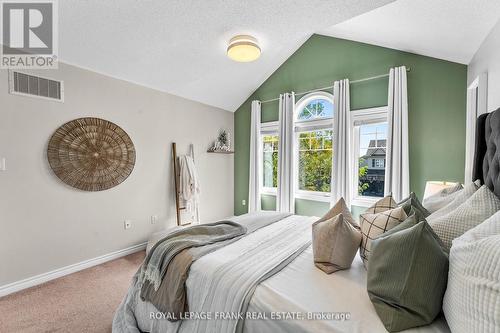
[245,247,450,333]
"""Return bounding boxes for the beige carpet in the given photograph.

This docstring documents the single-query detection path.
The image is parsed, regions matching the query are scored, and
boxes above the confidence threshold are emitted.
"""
[0,251,145,333]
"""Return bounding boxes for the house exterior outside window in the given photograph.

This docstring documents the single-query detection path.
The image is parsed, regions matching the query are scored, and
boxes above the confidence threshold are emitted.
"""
[351,106,388,206]
[359,139,386,197]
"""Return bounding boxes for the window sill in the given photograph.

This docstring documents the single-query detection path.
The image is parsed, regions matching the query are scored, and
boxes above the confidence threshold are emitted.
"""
[295,191,331,203]
[260,191,331,203]
[261,192,381,206]
[351,196,381,208]
[261,188,277,196]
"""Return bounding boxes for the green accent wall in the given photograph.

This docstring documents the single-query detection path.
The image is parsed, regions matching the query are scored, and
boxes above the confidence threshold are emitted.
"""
[235,35,467,216]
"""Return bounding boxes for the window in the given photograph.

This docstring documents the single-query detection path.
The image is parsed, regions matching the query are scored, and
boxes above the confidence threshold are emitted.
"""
[297,130,333,192]
[294,92,334,201]
[262,134,278,189]
[259,97,388,206]
[261,121,279,194]
[352,107,388,206]
[375,159,385,168]
[297,98,333,120]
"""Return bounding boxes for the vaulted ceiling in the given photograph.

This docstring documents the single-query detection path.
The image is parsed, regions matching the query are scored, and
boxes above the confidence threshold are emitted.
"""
[59,0,500,112]
[59,0,395,111]
[320,0,500,65]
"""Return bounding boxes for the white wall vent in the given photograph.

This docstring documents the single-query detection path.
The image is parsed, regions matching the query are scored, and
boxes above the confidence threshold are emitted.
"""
[8,70,64,102]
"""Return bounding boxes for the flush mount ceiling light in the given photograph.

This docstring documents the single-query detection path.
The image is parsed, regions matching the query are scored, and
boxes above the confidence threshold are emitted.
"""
[227,35,261,62]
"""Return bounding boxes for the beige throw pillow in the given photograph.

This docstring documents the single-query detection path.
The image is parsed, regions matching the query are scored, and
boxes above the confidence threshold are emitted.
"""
[312,198,361,274]
[315,197,359,229]
[312,214,362,273]
[360,206,407,266]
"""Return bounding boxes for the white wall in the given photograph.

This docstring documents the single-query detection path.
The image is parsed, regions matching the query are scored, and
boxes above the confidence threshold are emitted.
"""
[468,19,500,112]
[0,63,234,286]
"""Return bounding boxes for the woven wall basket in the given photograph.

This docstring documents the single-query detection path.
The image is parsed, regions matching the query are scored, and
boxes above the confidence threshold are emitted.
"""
[47,117,136,191]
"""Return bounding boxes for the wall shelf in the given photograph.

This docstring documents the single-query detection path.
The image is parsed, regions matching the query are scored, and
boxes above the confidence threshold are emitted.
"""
[207,150,234,154]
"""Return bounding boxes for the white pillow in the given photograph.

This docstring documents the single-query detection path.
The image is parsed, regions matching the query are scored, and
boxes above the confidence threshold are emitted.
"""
[443,210,500,333]
[426,181,479,222]
[422,183,463,213]
[429,185,500,250]
[458,208,500,243]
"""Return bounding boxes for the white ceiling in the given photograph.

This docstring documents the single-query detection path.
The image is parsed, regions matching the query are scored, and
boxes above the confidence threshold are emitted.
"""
[320,0,500,65]
[59,0,500,112]
[59,0,395,111]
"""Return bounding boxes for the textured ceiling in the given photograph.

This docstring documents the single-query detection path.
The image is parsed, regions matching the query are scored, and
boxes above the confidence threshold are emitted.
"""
[59,0,395,111]
[320,0,500,65]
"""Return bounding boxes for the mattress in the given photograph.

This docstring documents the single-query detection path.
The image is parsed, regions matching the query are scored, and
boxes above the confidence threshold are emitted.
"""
[244,246,451,333]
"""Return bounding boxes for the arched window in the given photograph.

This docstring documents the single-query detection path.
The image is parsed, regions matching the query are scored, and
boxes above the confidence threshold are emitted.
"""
[296,94,334,121]
[294,92,334,199]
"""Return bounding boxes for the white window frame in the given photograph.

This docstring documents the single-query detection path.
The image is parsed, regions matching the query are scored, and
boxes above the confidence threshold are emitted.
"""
[260,121,279,196]
[294,91,334,202]
[351,106,388,207]
[465,73,487,184]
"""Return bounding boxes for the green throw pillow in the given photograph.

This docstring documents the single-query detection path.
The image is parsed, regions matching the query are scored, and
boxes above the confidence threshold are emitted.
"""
[398,192,430,220]
[367,221,449,332]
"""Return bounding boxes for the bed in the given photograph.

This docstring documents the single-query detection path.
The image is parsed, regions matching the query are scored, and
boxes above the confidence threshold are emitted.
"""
[113,108,500,333]
[113,212,450,333]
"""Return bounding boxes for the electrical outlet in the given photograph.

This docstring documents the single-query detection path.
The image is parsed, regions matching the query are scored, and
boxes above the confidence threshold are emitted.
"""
[124,220,132,229]
[242,199,246,206]
[0,158,5,171]
[151,215,158,224]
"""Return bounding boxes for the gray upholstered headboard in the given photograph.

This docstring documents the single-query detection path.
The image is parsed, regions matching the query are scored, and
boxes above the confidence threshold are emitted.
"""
[473,108,500,198]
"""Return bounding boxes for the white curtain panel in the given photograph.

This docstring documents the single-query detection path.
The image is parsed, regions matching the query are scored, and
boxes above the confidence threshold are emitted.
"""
[384,66,410,202]
[331,79,352,207]
[248,100,262,212]
[277,93,296,213]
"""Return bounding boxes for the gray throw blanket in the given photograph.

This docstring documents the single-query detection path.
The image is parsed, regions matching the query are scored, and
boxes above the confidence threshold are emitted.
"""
[140,221,246,291]
[141,239,237,318]
[139,222,245,318]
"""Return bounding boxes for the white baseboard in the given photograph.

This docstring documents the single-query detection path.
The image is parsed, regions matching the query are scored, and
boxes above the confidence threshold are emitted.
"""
[0,242,147,298]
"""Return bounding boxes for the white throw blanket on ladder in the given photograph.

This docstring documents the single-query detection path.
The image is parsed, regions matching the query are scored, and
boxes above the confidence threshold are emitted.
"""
[179,155,200,224]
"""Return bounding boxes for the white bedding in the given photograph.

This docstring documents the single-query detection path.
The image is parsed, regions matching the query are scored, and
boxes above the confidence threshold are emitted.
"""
[181,215,315,333]
[120,214,451,333]
[244,246,450,333]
